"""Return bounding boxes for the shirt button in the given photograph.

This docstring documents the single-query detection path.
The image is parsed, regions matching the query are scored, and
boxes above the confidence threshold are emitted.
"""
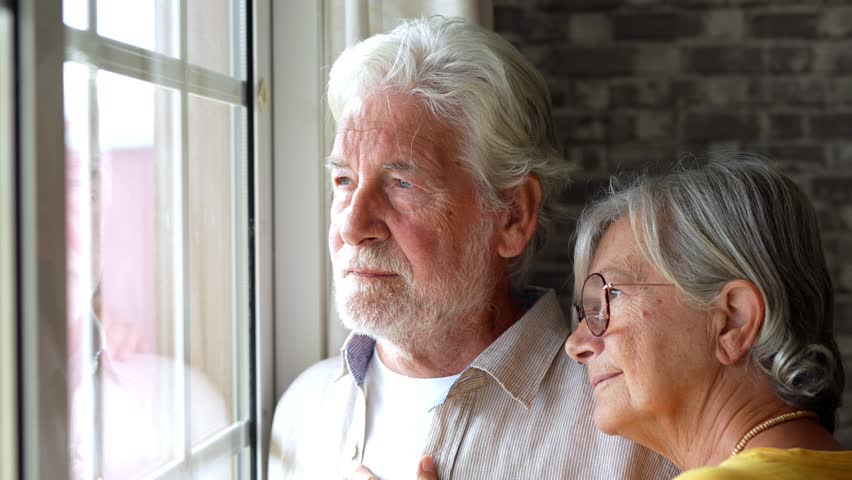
[351,443,359,459]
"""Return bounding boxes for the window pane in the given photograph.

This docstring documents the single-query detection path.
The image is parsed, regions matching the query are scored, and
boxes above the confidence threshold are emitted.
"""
[63,0,88,30]
[0,8,16,480]
[97,0,178,57]
[187,0,245,78]
[65,66,186,479]
[65,58,250,480]
[97,70,181,478]
[65,0,252,477]
[187,95,250,445]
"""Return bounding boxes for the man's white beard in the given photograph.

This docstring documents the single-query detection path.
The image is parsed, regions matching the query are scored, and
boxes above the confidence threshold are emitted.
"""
[332,220,495,351]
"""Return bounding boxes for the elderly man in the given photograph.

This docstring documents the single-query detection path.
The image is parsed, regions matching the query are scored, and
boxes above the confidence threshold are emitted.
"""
[269,17,678,479]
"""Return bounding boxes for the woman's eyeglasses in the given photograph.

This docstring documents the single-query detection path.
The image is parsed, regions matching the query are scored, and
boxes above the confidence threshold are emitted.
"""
[572,272,672,337]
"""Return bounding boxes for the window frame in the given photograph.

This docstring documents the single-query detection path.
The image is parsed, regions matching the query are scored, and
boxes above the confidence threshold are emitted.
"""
[1,2,18,480]
[15,0,274,478]
[271,1,331,399]
[66,0,256,477]
[251,0,274,478]
[17,1,70,479]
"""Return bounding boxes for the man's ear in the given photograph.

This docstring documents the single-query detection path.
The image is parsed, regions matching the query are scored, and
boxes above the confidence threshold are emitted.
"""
[714,280,765,366]
[496,175,542,259]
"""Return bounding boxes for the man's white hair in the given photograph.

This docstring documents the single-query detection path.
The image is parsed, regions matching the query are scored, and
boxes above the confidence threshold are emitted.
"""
[327,16,572,289]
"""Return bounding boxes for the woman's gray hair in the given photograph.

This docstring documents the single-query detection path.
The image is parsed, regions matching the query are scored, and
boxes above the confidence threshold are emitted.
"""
[327,16,572,289]
[573,155,844,432]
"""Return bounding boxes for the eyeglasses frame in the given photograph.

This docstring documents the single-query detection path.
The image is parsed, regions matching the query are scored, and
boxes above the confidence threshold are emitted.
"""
[572,272,672,337]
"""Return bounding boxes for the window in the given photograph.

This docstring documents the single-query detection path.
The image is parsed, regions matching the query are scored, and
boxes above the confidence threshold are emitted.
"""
[0,3,17,479]
[62,0,254,478]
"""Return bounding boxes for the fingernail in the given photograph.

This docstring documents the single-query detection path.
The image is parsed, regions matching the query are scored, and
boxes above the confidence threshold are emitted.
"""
[421,456,435,472]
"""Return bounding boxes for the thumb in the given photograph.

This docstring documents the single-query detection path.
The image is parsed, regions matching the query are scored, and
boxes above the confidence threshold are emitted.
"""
[348,463,378,480]
[417,455,437,480]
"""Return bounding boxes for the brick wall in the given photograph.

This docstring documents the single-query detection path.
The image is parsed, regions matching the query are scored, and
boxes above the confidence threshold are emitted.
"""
[494,0,852,447]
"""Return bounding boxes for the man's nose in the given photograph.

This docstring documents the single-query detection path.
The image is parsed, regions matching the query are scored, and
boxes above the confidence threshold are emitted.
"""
[564,320,603,364]
[338,185,391,246]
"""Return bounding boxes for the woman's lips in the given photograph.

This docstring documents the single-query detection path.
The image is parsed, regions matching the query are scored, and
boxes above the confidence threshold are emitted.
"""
[590,371,623,388]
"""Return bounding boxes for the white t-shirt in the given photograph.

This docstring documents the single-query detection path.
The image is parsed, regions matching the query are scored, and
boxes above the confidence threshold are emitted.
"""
[361,351,461,480]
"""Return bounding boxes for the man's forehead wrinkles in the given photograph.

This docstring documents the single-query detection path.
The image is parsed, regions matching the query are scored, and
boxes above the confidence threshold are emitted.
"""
[404,115,426,161]
[338,122,440,160]
[339,123,387,133]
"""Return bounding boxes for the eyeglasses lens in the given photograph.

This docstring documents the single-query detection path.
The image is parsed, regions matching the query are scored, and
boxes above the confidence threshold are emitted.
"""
[581,274,607,335]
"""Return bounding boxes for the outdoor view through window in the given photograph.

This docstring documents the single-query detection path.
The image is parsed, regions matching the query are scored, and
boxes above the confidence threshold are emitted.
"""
[63,1,253,478]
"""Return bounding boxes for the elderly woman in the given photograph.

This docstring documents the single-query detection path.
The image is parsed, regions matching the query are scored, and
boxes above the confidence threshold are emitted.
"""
[562,157,851,478]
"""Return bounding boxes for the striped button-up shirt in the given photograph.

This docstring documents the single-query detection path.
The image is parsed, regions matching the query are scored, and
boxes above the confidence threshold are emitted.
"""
[268,288,680,479]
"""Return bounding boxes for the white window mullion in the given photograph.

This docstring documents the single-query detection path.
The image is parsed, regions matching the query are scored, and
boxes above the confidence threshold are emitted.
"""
[177,0,193,476]
[143,420,250,480]
[86,60,106,480]
[169,96,190,475]
[230,9,247,469]
[230,104,245,472]
[64,28,246,106]
[230,7,249,480]
[252,0,276,478]
[82,1,102,469]
[189,421,250,475]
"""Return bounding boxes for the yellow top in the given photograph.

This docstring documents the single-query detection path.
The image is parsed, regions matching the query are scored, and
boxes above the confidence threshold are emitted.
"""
[674,448,852,480]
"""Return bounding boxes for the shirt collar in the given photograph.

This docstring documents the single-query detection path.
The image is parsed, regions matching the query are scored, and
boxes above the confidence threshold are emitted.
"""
[337,287,570,408]
[462,287,569,409]
[338,333,375,384]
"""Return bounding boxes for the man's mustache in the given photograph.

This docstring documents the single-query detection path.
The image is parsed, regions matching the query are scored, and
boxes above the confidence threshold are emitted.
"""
[336,245,411,278]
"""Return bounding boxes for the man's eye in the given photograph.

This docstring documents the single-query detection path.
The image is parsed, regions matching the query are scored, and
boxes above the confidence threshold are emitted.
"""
[397,179,413,189]
[334,176,352,187]
[608,288,623,301]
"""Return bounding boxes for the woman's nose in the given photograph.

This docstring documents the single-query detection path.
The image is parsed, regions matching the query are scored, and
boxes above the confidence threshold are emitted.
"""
[565,320,603,364]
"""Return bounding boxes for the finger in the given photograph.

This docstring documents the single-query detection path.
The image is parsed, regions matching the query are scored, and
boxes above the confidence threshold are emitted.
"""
[348,463,379,480]
[417,455,438,480]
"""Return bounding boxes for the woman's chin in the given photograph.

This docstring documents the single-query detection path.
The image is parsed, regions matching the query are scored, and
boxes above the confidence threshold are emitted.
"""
[593,407,626,436]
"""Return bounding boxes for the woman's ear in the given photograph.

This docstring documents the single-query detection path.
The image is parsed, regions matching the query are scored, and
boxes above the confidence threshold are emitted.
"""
[715,280,765,366]
[496,175,542,259]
